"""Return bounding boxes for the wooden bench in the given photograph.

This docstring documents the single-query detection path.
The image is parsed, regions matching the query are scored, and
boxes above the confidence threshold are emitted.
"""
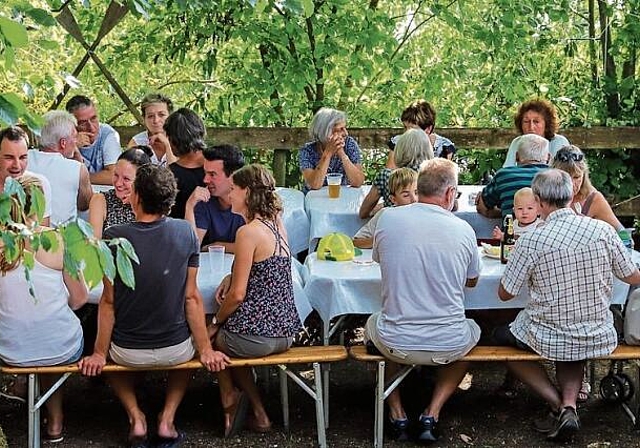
[350,344,640,448]
[1,345,348,448]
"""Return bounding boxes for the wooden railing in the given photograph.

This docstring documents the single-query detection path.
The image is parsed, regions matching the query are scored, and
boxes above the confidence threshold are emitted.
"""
[113,126,640,216]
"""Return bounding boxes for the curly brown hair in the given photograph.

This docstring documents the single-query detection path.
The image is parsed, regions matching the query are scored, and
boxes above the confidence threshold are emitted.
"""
[231,164,282,221]
[514,99,559,140]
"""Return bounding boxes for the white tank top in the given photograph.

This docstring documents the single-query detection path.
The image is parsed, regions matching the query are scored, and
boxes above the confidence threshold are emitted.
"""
[0,259,82,366]
[27,150,81,226]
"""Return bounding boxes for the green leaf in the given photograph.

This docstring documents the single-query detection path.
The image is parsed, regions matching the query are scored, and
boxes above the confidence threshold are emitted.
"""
[22,250,35,270]
[113,237,140,264]
[0,95,19,126]
[40,229,59,252]
[4,177,26,209]
[97,240,116,281]
[27,184,45,223]
[76,218,95,238]
[4,45,15,69]
[0,16,29,47]
[116,247,136,289]
[25,8,57,27]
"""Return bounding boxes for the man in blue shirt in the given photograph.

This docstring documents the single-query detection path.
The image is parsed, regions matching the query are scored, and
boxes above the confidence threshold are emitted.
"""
[66,95,121,185]
[185,145,246,252]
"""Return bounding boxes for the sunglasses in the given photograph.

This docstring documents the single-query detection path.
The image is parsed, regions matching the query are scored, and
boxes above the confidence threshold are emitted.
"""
[555,151,584,163]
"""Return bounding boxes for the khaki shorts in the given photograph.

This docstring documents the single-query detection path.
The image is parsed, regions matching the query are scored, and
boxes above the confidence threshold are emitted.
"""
[365,312,481,366]
[109,337,196,368]
[216,327,292,358]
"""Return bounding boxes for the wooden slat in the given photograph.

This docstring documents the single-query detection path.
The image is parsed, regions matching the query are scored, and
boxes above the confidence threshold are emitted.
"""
[111,126,640,151]
[0,346,348,375]
[350,344,640,363]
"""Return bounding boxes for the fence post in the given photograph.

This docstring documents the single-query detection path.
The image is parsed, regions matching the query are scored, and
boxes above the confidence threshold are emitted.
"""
[272,148,289,187]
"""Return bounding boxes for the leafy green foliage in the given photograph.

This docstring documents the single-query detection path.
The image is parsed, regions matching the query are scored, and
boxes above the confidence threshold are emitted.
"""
[0,178,138,296]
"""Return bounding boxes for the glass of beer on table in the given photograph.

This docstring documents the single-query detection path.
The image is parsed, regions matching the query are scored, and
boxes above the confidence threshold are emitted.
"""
[326,173,342,198]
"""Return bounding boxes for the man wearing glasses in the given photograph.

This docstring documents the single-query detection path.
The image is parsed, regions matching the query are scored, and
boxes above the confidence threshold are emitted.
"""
[66,95,121,185]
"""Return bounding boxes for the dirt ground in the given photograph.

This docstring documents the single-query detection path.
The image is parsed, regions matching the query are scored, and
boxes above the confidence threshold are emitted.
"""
[1,356,639,448]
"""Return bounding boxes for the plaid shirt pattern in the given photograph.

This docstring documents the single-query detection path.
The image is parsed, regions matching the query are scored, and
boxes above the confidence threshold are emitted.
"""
[502,208,636,361]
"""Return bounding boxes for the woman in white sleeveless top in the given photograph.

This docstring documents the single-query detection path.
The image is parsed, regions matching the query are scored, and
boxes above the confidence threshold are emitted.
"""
[0,175,87,442]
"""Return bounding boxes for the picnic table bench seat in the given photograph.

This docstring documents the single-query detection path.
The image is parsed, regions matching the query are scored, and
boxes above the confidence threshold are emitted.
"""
[350,344,640,448]
[2,345,348,448]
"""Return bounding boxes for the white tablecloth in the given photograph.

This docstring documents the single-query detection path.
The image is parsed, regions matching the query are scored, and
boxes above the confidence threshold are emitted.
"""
[277,187,310,255]
[455,185,502,239]
[304,186,371,249]
[89,252,312,322]
[303,248,637,342]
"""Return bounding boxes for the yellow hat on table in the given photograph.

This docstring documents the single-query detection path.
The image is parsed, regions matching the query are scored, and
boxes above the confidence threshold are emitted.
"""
[317,232,362,261]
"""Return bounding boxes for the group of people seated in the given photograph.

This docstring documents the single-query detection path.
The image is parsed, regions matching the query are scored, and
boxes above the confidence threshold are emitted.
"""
[0,94,302,446]
[0,93,637,446]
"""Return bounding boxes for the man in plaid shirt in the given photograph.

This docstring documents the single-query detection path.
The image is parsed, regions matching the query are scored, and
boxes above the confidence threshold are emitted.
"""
[496,169,640,442]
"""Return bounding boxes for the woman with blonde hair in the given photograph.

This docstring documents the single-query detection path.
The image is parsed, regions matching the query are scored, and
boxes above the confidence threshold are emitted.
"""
[359,128,433,218]
[0,175,87,442]
[551,145,623,230]
[208,164,301,437]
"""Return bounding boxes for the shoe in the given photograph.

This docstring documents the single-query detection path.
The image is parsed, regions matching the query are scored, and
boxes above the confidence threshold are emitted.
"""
[533,409,559,433]
[156,430,186,448]
[43,431,64,444]
[546,406,580,442]
[416,415,439,444]
[387,416,410,441]
[224,391,249,438]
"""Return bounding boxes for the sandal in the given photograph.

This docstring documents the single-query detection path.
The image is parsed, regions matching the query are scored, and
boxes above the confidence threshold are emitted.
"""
[223,391,249,438]
[577,381,591,403]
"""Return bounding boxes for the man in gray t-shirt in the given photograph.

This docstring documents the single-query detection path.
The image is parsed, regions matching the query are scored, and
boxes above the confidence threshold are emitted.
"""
[80,164,229,444]
[365,158,481,443]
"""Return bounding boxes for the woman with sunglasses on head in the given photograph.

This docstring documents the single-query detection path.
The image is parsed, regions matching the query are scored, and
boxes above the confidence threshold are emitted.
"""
[551,145,624,231]
[503,99,570,168]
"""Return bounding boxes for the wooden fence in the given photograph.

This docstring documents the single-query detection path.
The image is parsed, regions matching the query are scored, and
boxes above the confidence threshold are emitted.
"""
[114,126,640,216]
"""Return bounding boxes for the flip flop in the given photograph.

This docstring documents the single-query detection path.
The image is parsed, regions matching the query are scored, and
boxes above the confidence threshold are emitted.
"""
[155,430,186,448]
[224,391,249,438]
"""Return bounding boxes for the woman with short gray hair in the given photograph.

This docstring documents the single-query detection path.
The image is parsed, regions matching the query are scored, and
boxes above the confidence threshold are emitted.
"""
[299,107,364,192]
[359,128,433,219]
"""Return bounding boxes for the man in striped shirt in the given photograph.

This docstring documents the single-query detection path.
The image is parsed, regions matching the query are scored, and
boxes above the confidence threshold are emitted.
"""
[476,134,549,219]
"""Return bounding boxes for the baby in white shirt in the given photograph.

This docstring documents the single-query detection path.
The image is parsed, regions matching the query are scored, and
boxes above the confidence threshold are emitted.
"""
[492,187,543,239]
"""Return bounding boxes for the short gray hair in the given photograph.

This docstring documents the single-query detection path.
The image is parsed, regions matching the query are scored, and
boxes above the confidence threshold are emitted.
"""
[40,111,77,149]
[395,128,434,168]
[516,134,549,163]
[308,107,346,144]
[531,169,573,208]
[417,158,458,197]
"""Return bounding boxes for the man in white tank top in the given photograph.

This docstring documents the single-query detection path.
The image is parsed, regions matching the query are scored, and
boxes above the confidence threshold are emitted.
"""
[0,125,52,225]
[28,111,92,226]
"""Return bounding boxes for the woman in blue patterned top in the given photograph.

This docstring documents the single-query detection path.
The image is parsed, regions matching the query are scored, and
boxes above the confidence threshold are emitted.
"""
[298,107,364,192]
[359,128,433,218]
[208,164,302,437]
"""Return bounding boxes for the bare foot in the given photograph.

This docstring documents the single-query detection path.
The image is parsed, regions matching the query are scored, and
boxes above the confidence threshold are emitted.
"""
[128,412,147,440]
[157,412,178,439]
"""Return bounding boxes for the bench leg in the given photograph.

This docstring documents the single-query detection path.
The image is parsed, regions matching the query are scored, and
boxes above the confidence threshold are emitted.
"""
[28,373,39,448]
[312,362,326,447]
[374,363,416,448]
[279,368,290,431]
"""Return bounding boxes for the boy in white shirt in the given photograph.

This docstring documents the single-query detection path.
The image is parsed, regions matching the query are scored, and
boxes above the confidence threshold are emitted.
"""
[492,187,543,240]
[353,168,417,249]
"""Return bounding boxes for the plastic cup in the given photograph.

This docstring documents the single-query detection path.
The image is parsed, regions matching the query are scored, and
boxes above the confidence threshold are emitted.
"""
[208,245,225,272]
[326,173,343,198]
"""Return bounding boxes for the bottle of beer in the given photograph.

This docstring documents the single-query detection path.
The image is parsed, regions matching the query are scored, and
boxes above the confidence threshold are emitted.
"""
[500,214,515,264]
